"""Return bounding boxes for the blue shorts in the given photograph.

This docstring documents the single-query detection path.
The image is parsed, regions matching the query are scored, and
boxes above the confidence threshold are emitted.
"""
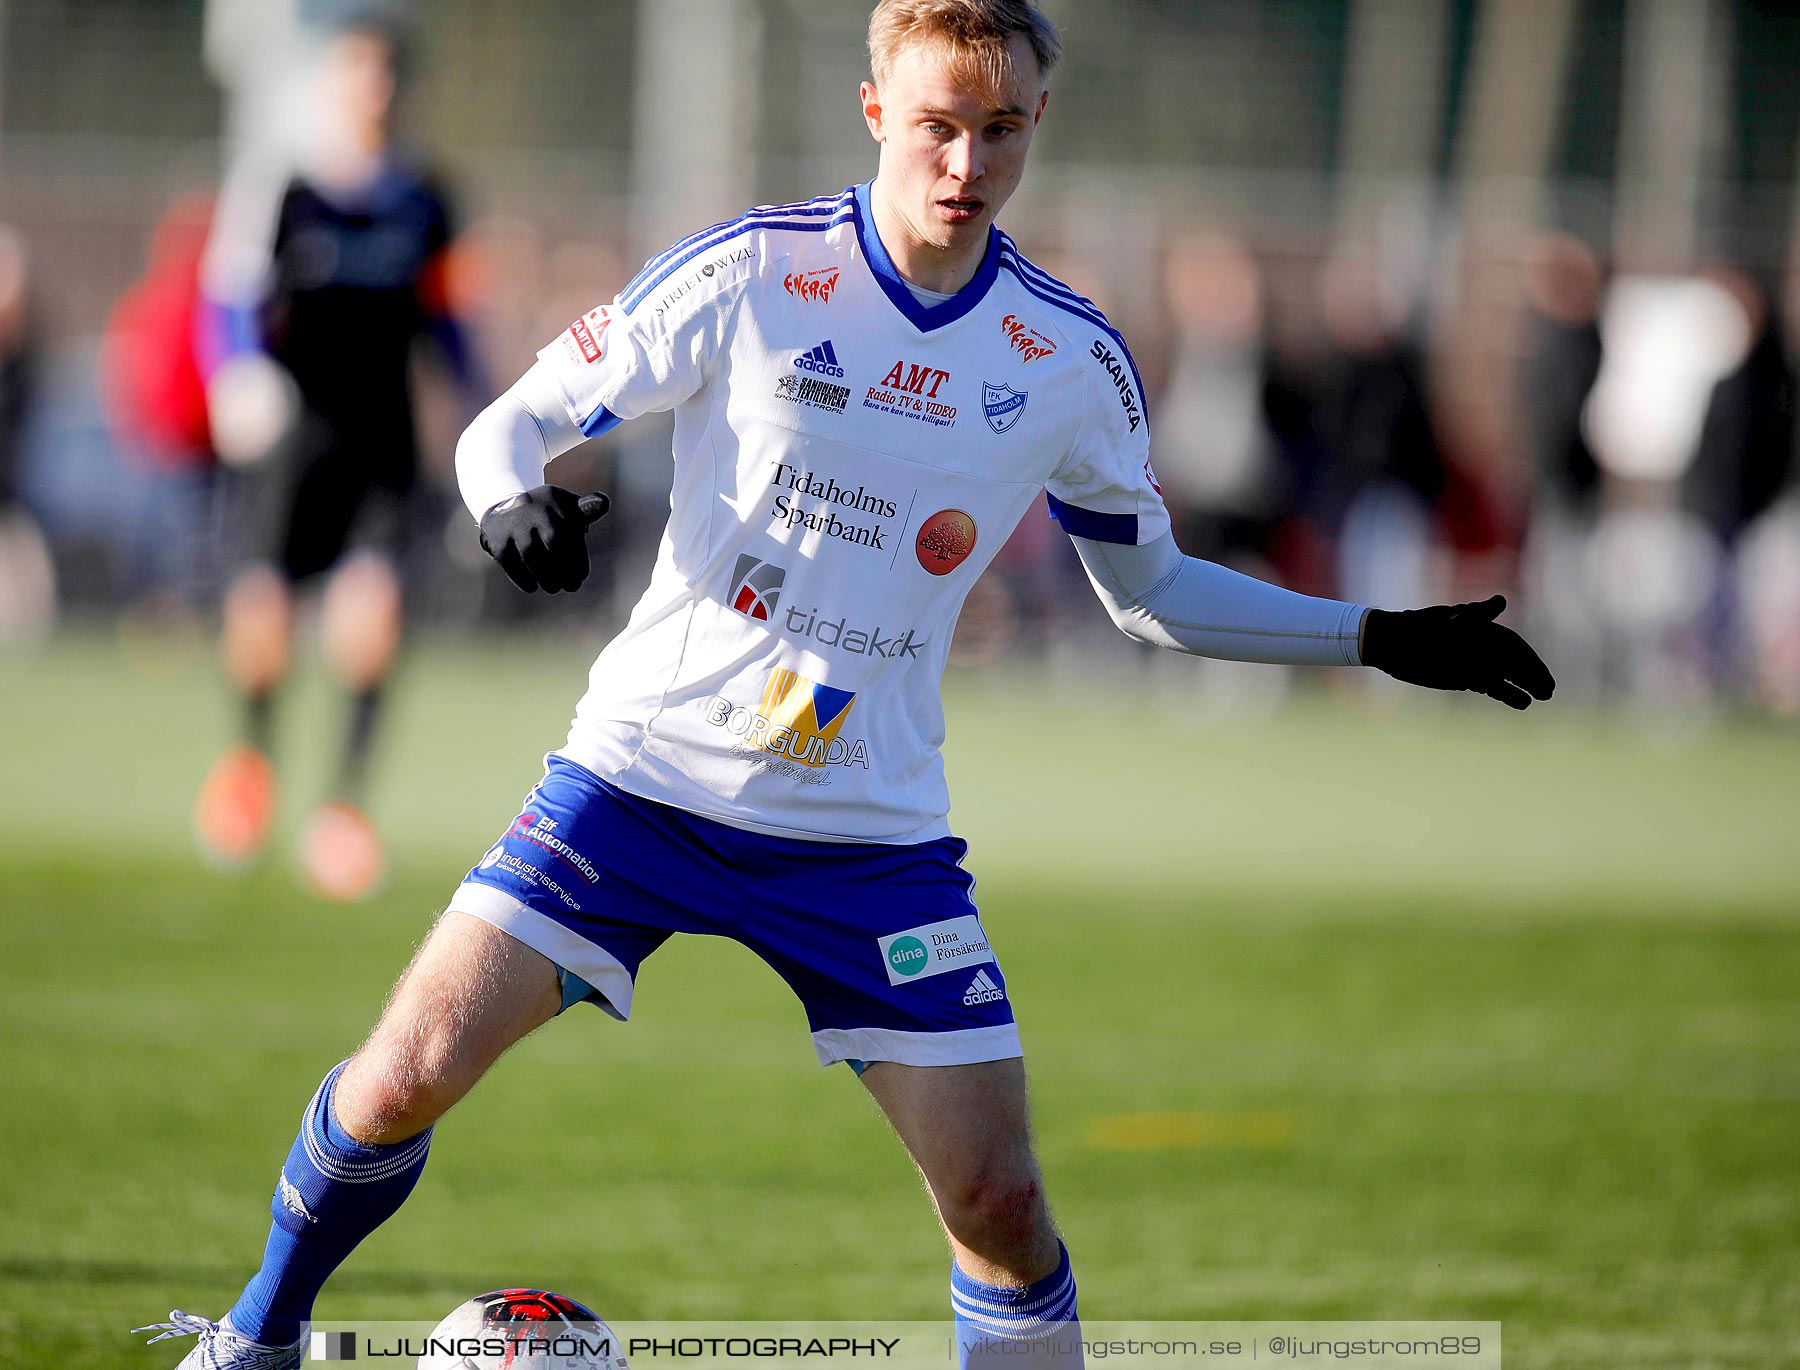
[452,755,1020,1068]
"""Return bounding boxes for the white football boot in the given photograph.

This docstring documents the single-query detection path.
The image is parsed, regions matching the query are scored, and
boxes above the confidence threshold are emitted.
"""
[134,1310,307,1369]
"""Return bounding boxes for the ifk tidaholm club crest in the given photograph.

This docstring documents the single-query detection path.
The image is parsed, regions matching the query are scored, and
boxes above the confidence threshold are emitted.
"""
[982,382,1028,434]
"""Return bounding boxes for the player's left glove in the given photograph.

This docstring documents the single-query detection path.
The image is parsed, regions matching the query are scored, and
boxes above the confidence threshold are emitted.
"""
[478,485,610,594]
[1360,595,1555,710]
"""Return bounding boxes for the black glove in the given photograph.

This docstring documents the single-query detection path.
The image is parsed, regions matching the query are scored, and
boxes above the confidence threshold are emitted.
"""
[1360,595,1555,710]
[478,485,610,594]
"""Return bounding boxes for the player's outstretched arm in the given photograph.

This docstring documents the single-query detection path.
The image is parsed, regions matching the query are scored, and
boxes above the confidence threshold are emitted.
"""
[457,362,609,594]
[1072,531,1365,667]
[1074,531,1554,708]
[1359,595,1555,709]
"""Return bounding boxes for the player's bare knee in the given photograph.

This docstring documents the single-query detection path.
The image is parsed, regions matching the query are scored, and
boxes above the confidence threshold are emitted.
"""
[336,914,559,1143]
[340,994,476,1137]
[388,1060,466,1129]
[333,1054,427,1142]
[365,998,482,1104]
[321,553,402,689]
[940,1164,1046,1250]
[334,1035,470,1141]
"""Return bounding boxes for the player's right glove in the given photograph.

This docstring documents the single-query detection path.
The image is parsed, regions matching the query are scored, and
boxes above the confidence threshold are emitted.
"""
[478,485,611,594]
[1360,595,1555,710]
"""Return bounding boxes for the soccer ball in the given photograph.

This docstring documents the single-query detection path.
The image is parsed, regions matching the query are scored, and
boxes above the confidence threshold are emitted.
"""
[416,1288,627,1369]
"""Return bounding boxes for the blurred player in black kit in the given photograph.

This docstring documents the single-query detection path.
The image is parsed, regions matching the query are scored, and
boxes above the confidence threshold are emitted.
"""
[195,18,483,899]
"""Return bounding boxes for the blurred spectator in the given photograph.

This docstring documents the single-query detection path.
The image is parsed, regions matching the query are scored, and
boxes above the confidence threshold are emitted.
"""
[1519,233,1607,696]
[1522,234,1607,515]
[1583,272,1755,708]
[1152,228,1291,564]
[1585,275,1752,485]
[0,231,33,509]
[1584,499,1723,709]
[106,198,218,472]
[1145,228,1299,716]
[102,195,228,612]
[1681,265,1796,703]
[1679,265,1795,545]
[1311,248,1444,615]
[192,18,483,898]
[0,226,57,643]
[1733,491,1800,715]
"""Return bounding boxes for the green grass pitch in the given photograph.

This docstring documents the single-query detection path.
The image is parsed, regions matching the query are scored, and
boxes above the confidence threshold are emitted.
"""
[1,634,1796,1367]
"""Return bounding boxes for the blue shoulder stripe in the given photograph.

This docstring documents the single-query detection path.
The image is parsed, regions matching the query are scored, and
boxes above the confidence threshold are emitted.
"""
[620,206,854,314]
[1000,259,1111,333]
[998,259,1149,423]
[620,197,850,305]
[619,193,854,310]
[619,191,847,300]
[998,238,1108,319]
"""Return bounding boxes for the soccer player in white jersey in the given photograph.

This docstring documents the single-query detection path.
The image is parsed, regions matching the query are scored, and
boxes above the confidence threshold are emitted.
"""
[140,3,1552,1365]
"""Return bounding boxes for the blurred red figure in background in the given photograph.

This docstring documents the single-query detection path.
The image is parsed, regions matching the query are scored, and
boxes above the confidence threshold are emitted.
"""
[105,196,218,471]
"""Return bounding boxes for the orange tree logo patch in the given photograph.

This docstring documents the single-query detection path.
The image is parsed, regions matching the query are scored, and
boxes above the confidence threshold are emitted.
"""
[915,509,977,575]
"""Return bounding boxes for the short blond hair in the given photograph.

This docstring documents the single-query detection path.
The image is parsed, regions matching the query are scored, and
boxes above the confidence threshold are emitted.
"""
[868,0,1062,95]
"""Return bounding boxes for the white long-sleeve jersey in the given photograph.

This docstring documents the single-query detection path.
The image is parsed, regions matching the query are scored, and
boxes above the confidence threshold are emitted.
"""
[459,184,1364,843]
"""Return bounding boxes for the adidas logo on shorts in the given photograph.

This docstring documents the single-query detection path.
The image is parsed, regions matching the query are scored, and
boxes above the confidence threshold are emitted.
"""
[962,968,1005,1006]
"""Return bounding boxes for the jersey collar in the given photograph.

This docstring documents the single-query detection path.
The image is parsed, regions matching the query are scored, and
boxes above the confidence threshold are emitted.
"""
[852,181,1000,333]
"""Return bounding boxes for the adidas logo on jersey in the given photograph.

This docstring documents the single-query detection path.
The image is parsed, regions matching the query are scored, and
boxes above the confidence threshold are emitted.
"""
[795,340,845,378]
[962,968,1005,1006]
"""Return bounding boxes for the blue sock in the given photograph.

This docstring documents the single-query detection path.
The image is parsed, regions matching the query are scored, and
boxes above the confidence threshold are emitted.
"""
[227,1062,432,1346]
[951,1242,1082,1367]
